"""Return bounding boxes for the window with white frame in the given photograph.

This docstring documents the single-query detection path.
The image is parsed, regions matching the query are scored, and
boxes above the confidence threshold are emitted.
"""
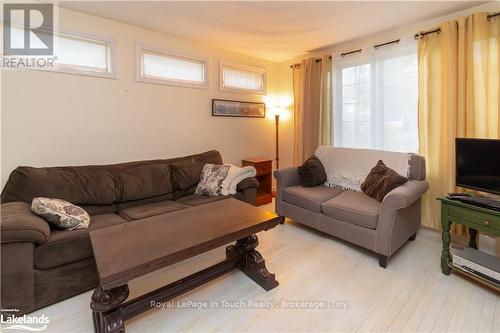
[9,27,115,77]
[137,46,208,88]
[220,61,266,94]
[333,44,418,153]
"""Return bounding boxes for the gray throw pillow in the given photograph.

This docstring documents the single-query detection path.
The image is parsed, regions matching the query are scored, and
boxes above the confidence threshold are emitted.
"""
[195,164,230,196]
[31,197,90,230]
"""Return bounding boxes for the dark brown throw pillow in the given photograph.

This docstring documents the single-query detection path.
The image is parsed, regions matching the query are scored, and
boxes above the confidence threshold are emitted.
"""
[298,155,327,187]
[171,159,204,190]
[361,160,408,202]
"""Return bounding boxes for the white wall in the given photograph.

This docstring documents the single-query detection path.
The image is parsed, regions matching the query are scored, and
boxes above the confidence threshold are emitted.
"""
[309,2,500,59]
[1,7,295,186]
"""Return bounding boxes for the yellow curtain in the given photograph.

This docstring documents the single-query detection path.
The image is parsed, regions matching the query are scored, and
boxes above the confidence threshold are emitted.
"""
[292,64,303,165]
[293,58,327,165]
[418,12,500,230]
[321,55,333,146]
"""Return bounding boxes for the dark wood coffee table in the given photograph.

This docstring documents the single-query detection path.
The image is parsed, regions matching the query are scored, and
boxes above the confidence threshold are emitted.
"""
[89,198,282,333]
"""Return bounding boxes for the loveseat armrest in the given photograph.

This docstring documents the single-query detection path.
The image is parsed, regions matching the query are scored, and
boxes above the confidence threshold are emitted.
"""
[381,180,430,210]
[273,167,301,189]
[1,202,50,244]
[236,177,259,206]
[376,180,429,257]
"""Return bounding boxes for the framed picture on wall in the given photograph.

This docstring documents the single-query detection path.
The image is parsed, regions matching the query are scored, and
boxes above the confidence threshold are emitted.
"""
[212,99,266,118]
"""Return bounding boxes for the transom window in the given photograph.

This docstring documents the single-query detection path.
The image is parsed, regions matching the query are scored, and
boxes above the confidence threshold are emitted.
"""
[137,46,208,88]
[8,26,115,77]
[220,61,266,94]
[333,44,418,153]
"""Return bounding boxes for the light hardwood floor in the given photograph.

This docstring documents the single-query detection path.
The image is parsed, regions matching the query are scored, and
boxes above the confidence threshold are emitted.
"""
[17,201,500,333]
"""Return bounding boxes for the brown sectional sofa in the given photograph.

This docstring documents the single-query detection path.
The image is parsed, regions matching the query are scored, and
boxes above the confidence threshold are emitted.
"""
[274,152,429,268]
[0,150,258,315]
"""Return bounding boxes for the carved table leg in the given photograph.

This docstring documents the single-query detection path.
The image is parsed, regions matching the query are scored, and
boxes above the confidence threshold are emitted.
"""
[226,234,279,291]
[468,228,478,249]
[90,285,129,333]
[441,218,452,275]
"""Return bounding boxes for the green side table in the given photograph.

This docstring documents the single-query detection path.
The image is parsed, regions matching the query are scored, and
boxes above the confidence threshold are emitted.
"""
[438,197,500,275]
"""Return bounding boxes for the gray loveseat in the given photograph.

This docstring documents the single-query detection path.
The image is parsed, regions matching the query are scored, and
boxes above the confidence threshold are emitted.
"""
[274,149,429,268]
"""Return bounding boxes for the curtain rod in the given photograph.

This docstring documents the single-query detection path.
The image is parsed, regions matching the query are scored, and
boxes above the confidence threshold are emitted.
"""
[414,11,499,40]
[290,56,333,68]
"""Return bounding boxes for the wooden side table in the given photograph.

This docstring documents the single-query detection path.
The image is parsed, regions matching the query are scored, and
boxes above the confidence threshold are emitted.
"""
[438,197,500,290]
[242,158,273,206]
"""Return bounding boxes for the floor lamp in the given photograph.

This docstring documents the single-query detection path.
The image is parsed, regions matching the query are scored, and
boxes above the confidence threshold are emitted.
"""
[273,107,283,170]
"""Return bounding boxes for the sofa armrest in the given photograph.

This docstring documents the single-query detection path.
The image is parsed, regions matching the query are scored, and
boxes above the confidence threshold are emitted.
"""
[1,202,50,244]
[273,167,301,188]
[235,177,259,206]
[236,177,259,192]
[381,180,430,211]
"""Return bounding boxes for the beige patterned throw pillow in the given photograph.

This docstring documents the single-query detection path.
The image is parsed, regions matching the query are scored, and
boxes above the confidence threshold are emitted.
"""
[195,164,230,196]
[31,197,91,230]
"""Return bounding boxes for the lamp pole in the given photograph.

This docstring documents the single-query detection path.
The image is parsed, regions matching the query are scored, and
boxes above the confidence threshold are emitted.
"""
[275,114,280,170]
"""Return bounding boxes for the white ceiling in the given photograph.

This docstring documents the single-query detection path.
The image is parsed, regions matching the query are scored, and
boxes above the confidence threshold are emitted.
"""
[61,1,483,62]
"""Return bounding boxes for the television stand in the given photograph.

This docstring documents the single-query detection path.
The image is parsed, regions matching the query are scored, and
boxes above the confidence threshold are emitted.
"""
[437,197,500,292]
[449,195,500,212]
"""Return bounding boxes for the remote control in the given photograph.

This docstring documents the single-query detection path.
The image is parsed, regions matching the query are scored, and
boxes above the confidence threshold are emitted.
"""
[447,192,472,197]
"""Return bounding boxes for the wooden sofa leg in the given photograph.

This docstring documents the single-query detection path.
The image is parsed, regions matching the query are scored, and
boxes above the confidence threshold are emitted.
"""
[409,232,417,241]
[378,255,388,268]
[278,216,285,225]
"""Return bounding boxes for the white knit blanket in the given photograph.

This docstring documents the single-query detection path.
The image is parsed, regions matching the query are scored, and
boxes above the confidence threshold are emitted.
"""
[315,146,411,192]
[221,164,256,195]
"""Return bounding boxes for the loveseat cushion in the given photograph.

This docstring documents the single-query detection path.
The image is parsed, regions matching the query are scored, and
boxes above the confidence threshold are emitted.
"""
[118,200,189,220]
[176,194,230,207]
[321,191,381,229]
[117,164,173,201]
[34,214,127,270]
[282,185,343,213]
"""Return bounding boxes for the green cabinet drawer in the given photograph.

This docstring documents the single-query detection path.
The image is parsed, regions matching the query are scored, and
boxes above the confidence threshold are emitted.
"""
[449,206,500,233]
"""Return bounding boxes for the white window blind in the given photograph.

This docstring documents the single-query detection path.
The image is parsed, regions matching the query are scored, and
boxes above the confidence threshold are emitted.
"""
[220,62,266,93]
[138,47,208,88]
[56,34,111,73]
[9,27,114,77]
[333,44,418,153]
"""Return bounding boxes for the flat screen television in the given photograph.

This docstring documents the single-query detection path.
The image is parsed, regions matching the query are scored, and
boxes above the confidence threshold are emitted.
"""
[456,138,500,195]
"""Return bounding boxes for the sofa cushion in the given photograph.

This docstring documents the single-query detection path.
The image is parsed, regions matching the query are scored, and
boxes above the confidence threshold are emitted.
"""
[171,159,204,191]
[177,194,230,207]
[1,166,118,205]
[118,200,189,220]
[321,191,381,229]
[282,185,343,213]
[34,214,127,270]
[118,164,173,201]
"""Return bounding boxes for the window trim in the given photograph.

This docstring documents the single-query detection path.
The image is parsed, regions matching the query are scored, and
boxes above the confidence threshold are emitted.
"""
[219,60,266,94]
[136,44,209,89]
